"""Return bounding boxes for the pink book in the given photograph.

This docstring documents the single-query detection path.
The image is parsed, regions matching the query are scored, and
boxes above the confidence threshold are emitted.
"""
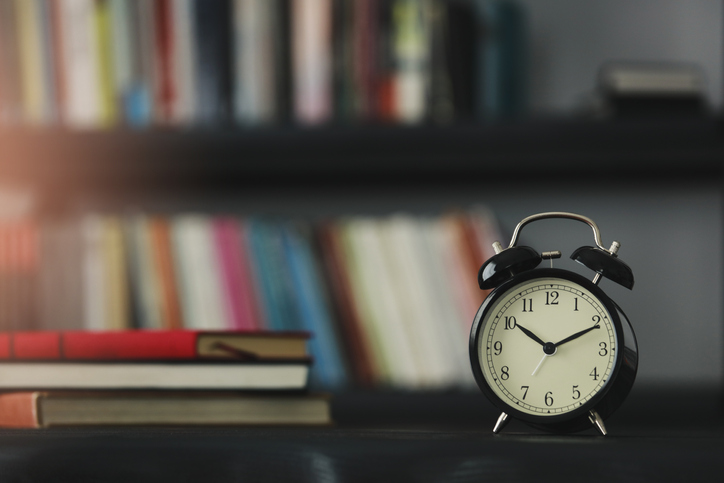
[212,218,262,330]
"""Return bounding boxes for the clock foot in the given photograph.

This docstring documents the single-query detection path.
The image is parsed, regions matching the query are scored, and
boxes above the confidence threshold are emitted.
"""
[588,409,608,436]
[493,412,510,434]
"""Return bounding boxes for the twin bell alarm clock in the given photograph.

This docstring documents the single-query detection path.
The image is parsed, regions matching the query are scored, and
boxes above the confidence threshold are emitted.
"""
[469,212,638,435]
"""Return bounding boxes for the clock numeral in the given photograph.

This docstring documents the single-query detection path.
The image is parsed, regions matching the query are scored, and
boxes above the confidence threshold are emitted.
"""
[504,316,517,330]
[522,299,533,312]
[493,341,503,356]
[574,298,579,311]
[572,385,581,400]
[590,367,599,381]
[599,342,608,356]
[521,386,529,400]
[545,291,559,305]
[544,391,554,407]
[500,366,510,380]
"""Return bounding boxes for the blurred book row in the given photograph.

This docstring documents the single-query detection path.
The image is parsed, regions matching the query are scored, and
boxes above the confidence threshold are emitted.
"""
[0,0,527,129]
[0,208,502,390]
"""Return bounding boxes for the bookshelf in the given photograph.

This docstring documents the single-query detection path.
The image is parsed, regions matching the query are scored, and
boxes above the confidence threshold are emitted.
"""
[0,2,723,480]
[2,117,723,191]
[1,117,723,390]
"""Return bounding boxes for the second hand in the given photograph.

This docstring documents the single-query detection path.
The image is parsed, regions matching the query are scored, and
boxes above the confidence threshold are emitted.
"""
[531,354,550,376]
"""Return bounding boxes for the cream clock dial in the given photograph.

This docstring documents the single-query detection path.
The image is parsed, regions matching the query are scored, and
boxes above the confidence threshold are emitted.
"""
[477,277,617,417]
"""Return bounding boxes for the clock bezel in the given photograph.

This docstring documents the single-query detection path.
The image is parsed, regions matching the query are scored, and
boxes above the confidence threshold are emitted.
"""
[469,267,634,431]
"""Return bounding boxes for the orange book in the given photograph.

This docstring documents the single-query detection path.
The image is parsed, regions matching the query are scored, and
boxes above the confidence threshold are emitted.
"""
[149,217,183,329]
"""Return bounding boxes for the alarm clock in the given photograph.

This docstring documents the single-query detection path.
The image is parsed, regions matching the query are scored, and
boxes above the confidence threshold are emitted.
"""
[469,212,638,435]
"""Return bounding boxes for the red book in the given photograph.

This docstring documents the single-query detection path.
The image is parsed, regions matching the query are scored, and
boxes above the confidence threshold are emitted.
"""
[154,0,176,122]
[0,330,310,361]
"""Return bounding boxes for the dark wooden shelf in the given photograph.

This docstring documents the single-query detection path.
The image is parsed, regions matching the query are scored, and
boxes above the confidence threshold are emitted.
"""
[1,117,723,191]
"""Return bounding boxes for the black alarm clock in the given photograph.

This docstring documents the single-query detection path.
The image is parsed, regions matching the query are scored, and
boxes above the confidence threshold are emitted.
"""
[469,212,638,435]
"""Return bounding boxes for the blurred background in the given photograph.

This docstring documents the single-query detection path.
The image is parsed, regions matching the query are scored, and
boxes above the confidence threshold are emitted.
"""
[0,0,722,391]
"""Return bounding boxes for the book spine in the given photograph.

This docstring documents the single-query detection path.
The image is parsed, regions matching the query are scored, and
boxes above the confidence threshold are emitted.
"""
[213,218,246,330]
[15,0,46,124]
[316,222,376,387]
[0,392,41,428]
[170,0,196,123]
[95,0,118,126]
[149,217,184,330]
[283,224,347,388]
[154,0,175,123]
[0,330,199,360]
[194,0,233,124]
[291,0,333,124]
[57,0,101,127]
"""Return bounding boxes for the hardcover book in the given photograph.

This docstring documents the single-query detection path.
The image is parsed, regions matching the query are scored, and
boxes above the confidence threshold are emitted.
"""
[0,329,310,361]
[0,391,331,427]
[0,360,310,390]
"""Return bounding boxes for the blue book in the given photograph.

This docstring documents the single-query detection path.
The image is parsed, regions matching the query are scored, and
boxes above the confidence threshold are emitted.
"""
[247,220,301,332]
[282,223,348,389]
[478,0,528,120]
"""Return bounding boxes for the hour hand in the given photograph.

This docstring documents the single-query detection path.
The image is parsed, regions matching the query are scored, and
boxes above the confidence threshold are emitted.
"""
[516,324,546,347]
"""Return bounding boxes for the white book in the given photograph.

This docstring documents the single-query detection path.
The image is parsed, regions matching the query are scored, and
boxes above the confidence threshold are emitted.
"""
[0,362,310,390]
[233,0,276,124]
[171,216,228,330]
[57,0,101,127]
[420,218,478,387]
[382,215,460,388]
[345,218,421,389]
[82,215,106,331]
[291,0,332,124]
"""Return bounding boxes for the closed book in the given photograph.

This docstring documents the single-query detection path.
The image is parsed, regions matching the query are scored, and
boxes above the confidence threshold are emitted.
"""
[0,391,331,427]
[282,223,348,388]
[57,0,101,127]
[0,360,309,390]
[194,0,233,123]
[291,0,333,124]
[0,330,309,361]
[316,222,375,387]
[149,217,184,330]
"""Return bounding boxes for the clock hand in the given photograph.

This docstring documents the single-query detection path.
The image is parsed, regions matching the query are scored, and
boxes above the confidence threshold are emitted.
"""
[554,324,600,347]
[531,353,551,376]
[515,324,546,347]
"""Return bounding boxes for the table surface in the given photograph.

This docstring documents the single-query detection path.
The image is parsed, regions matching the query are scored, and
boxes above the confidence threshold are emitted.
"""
[1,384,722,483]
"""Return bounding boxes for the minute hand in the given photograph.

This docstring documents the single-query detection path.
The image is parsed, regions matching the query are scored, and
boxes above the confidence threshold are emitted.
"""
[554,325,600,347]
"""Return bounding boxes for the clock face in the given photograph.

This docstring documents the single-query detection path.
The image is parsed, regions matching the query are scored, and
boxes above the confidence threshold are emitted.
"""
[472,271,620,420]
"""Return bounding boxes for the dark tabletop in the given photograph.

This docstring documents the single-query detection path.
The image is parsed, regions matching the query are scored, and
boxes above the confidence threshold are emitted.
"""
[0,384,721,483]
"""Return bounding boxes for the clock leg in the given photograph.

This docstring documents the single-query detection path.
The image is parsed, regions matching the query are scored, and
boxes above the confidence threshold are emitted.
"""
[493,412,510,434]
[588,409,608,436]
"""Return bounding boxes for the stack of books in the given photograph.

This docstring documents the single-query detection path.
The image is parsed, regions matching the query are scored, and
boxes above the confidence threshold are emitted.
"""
[0,329,331,428]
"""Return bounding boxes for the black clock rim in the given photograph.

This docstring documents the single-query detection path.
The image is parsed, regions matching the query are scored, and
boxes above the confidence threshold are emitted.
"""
[469,268,629,427]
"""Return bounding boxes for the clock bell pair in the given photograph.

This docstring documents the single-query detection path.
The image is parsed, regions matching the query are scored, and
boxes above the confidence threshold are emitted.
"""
[469,212,638,435]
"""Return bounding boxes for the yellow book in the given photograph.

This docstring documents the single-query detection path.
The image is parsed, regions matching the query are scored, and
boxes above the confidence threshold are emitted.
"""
[103,217,130,331]
[15,0,45,123]
[95,0,117,125]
